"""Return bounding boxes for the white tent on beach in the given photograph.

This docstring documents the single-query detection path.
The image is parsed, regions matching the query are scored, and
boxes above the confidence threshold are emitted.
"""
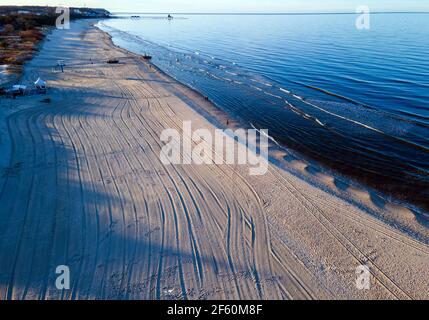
[34,78,47,89]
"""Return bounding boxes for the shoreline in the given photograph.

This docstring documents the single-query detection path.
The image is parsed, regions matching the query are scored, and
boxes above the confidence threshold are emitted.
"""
[0,20,428,300]
[97,15,429,216]
[96,22,429,237]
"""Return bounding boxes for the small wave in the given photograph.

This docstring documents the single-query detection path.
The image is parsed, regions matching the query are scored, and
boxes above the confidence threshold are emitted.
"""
[264,92,283,99]
[299,98,429,152]
[210,74,223,80]
[285,100,326,127]
[315,119,325,127]
[279,88,291,94]
[251,79,272,87]
[250,85,263,92]
[250,123,281,147]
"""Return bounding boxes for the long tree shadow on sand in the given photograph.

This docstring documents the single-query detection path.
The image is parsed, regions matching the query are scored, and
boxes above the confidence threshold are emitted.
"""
[0,92,273,301]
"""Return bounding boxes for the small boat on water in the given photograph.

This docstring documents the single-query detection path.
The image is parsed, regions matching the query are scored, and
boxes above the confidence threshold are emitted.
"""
[167,14,173,20]
[142,54,152,60]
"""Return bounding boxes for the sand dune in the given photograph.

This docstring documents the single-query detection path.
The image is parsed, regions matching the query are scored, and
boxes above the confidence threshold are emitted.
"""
[0,21,428,300]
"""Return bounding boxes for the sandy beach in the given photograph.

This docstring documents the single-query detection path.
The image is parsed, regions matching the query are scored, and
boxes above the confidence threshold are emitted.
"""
[0,20,428,300]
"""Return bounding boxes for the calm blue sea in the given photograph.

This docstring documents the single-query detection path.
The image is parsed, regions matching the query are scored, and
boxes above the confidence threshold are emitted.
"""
[99,13,429,210]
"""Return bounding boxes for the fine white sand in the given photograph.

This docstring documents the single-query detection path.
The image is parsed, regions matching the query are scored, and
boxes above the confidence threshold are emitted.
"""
[0,20,428,300]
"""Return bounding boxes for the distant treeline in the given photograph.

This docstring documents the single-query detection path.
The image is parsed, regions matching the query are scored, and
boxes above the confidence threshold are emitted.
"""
[0,6,111,18]
[0,6,110,29]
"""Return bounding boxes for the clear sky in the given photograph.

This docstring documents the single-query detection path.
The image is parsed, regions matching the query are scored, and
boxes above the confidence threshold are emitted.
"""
[1,0,429,13]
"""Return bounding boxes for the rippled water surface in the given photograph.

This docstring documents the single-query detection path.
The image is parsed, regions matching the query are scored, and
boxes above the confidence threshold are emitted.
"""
[99,13,429,210]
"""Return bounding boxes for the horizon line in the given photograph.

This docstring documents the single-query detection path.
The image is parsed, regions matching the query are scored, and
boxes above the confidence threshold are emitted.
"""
[110,11,429,15]
[1,6,428,15]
